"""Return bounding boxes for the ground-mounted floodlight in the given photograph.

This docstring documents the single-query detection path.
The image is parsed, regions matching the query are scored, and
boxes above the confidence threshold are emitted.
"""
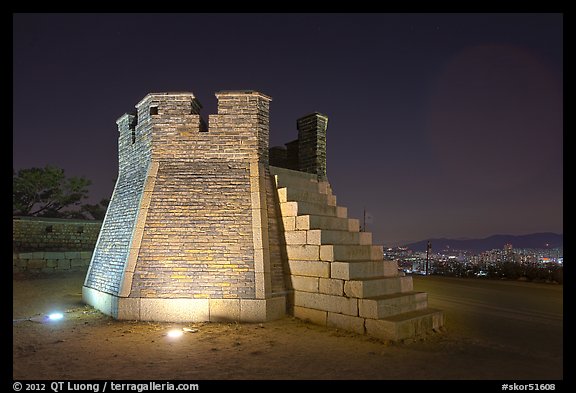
[47,312,64,321]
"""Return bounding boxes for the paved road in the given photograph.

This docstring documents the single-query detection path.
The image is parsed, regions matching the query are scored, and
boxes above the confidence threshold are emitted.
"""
[413,275,563,362]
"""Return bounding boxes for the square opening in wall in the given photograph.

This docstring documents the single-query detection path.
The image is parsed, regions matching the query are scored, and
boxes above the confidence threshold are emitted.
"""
[150,106,159,116]
[45,225,53,233]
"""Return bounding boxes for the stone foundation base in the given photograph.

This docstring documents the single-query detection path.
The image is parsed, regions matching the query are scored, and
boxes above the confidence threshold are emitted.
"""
[82,286,286,323]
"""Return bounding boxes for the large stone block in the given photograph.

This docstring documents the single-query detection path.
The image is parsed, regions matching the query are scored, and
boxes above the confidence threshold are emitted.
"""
[140,298,210,322]
[277,187,331,205]
[327,194,337,206]
[294,291,358,316]
[71,258,87,267]
[287,260,330,278]
[358,291,428,319]
[270,171,320,193]
[364,308,444,341]
[45,252,66,259]
[255,272,272,299]
[117,297,140,320]
[290,275,319,292]
[344,276,413,298]
[83,286,117,317]
[306,229,371,246]
[358,232,372,245]
[28,259,46,269]
[57,259,71,270]
[318,278,344,296]
[281,216,296,231]
[240,297,286,322]
[284,231,307,245]
[210,299,241,322]
[286,245,320,260]
[46,259,58,268]
[331,260,399,280]
[320,245,383,262]
[280,202,299,217]
[327,312,365,334]
[296,215,352,231]
[293,306,327,325]
[80,251,93,259]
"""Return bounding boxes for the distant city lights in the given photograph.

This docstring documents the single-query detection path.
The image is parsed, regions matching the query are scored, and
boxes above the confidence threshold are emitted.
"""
[384,244,563,281]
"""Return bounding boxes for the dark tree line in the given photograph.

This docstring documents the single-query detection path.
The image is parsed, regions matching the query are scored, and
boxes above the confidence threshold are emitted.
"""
[13,166,109,220]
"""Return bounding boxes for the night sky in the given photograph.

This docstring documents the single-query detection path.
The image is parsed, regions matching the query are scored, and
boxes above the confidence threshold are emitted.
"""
[13,13,563,246]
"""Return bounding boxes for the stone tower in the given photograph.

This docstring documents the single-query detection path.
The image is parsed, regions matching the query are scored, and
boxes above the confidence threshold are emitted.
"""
[83,90,443,341]
[83,91,286,322]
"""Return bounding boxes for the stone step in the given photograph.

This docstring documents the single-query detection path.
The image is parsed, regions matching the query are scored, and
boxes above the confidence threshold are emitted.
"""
[269,165,320,181]
[344,276,413,298]
[283,229,371,246]
[272,173,330,195]
[365,308,444,341]
[331,260,399,280]
[277,187,336,206]
[286,245,321,261]
[287,260,330,278]
[293,290,358,317]
[320,245,383,262]
[306,229,372,245]
[281,201,347,218]
[296,215,360,232]
[359,291,429,319]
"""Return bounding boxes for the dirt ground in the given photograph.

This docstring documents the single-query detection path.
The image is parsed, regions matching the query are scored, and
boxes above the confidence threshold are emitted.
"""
[13,271,563,380]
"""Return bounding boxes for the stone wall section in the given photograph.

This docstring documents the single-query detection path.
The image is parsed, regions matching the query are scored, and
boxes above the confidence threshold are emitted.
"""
[13,217,100,274]
[13,217,101,252]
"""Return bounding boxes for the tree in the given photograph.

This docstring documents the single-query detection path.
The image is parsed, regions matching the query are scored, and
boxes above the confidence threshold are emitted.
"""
[13,166,91,218]
[79,198,110,220]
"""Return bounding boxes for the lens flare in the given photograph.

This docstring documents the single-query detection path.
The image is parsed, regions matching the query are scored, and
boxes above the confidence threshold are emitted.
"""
[167,329,183,338]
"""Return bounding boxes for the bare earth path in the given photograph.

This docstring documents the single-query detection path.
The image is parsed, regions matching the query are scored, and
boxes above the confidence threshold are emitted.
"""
[13,272,562,380]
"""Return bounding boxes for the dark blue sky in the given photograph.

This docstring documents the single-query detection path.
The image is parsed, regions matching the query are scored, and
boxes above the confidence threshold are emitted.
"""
[13,13,563,246]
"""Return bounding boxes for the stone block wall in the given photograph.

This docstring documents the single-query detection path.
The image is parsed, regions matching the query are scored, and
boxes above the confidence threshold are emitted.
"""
[14,251,94,274]
[13,217,101,274]
[130,160,256,299]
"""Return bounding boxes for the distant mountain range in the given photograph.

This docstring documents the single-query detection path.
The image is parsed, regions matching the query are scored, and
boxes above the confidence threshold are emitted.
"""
[402,232,563,252]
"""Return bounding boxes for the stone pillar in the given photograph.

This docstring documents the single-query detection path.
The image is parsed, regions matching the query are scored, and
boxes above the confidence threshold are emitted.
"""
[296,112,329,180]
[269,146,287,168]
[214,90,272,164]
[285,139,300,171]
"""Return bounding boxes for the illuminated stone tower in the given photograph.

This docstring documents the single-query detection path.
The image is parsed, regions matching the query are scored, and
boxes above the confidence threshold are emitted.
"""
[84,91,286,322]
[84,90,443,340]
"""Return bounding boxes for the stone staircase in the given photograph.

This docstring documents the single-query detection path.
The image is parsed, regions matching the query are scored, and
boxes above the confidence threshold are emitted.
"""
[270,166,444,341]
